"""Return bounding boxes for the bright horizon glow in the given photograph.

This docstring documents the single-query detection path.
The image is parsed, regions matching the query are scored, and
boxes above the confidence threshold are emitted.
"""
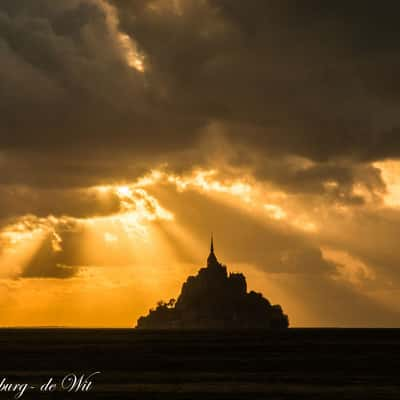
[0,165,396,327]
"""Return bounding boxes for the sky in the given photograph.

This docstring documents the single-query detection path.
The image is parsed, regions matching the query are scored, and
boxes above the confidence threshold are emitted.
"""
[1,0,400,327]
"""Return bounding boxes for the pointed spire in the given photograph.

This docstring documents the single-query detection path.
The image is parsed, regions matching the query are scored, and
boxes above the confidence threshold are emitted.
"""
[207,233,219,268]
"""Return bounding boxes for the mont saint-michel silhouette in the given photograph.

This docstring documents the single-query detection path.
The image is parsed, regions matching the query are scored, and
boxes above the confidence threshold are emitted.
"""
[136,237,289,329]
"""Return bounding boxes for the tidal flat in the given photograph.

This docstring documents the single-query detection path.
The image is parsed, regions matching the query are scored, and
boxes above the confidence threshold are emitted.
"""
[0,328,399,399]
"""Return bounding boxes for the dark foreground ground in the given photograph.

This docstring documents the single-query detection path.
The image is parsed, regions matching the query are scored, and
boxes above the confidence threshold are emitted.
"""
[0,329,399,399]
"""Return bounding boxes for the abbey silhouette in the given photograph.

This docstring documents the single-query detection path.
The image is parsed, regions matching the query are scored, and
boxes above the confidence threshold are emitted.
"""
[136,236,289,329]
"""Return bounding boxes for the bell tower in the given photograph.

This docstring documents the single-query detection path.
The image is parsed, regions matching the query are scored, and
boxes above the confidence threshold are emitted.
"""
[207,234,219,268]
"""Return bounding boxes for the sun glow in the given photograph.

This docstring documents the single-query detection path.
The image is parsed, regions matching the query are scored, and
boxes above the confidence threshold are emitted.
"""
[89,185,174,243]
[0,165,318,318]
[116,185,132,198]
[264,204,287,220]
[0,166,321,285]
[0,182,176,280]
[118,33,145,72]
[374,160,400,207]
[168,169,253,198]
[127,168,320,233]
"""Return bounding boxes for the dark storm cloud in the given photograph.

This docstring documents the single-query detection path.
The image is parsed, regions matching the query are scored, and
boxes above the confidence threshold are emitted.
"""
[1,0,400,175]
[0,0,203,157]
[0,0,397,280]
[248,156,385,205]
[110,0,400,162]
[0,186,121,219]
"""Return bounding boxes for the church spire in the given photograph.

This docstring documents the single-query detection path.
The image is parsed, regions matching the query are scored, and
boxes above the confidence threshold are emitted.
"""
[207,233,219,268]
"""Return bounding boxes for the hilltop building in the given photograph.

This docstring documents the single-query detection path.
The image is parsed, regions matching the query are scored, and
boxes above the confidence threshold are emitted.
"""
[136,237,289,329]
